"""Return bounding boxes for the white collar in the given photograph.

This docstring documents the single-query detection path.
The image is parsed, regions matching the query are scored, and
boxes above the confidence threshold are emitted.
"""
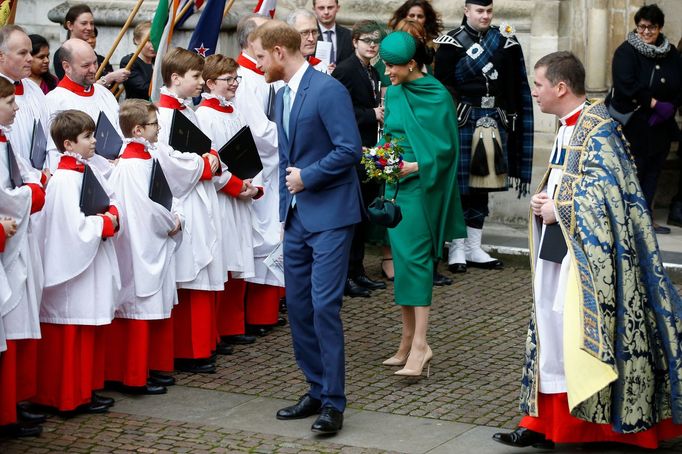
[559,102,585,126]
[201,92,234,107]
[123,137,155,149]
[287,61,310,95]
[160,86,194,109]
[319,22,336,34]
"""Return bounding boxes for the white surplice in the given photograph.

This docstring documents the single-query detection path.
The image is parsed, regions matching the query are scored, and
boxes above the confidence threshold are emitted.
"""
[157,88,224,290]
[109,140,182,319]
[531,103,584,394]
[0,139,42,340]
[44,79,122,173]
[196,94,258,280]
[235,54,284,286]
[33,155,121,325]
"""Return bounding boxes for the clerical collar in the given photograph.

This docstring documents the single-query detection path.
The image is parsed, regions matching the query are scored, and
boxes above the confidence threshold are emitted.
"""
[560,103,584,127]
[237,52,264,75]
[120,141,151,160]
[57,75,95,97]
[199,93,234,113]
[57,154,86,172]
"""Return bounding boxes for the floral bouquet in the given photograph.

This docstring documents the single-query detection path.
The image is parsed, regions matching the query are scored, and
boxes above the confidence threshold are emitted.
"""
[361,135,404,183]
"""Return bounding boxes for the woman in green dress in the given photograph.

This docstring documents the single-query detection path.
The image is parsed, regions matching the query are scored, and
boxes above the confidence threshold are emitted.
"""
[379,31,465,377]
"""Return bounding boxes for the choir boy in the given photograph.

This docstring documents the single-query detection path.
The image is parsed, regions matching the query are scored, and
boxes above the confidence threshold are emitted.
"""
[31,110,120,414]
[0,77,45,437]
[196,54,262,352]
[105,99,183,394]
[156,47,223,373]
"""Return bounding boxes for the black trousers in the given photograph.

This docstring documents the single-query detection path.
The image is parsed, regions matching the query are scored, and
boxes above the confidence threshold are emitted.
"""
[348,175,381,278]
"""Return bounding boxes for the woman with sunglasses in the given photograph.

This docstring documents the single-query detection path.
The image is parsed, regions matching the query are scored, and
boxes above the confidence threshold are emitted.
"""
[608,3,682,234]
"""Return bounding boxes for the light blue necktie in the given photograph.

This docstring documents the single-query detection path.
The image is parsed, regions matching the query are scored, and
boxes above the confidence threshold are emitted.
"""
[283,85,292,139]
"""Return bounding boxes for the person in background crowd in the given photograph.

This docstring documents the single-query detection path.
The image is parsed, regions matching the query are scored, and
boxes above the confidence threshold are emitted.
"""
[387,0,443,48]
[29,34,58,94]
[313,0,353,71]
[607,3,682,234]
[53,4,129,88]
[434,0,534,274]
[119,21,155,100]
[494,50,682,451]
[287,9,329,74]
[332,20,387,298]
[379,31,464,378]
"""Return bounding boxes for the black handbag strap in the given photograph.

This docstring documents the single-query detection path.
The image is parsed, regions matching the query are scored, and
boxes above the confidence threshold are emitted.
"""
[386,180,400,202]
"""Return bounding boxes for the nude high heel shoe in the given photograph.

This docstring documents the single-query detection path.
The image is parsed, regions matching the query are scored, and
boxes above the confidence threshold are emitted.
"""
[382,351,410,366]
[394,346,433,378]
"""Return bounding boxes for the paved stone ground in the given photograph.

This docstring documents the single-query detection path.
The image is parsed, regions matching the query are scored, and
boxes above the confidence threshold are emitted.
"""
[3,255,682,452]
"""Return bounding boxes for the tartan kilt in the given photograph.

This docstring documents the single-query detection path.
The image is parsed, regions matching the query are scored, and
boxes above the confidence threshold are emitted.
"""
[458,106,508,195]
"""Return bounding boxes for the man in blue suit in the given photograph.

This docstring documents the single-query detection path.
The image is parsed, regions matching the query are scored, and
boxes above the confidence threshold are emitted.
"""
[251,20,362,434]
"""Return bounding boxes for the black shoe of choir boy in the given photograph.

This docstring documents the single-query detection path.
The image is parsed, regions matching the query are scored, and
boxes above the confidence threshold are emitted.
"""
[107,381,167,395]
[215,341,234,355]
[17,403,47,424]
[246,325,273,337]
[91,392,115,407]
[222,334,257,345]
[492,427,555,449]
[174,358,216,374]
[149,371,176,387]
[0,423,42,438]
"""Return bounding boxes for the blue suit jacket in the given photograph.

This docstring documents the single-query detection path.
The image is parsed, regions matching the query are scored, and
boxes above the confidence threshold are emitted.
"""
[276,65,363,233]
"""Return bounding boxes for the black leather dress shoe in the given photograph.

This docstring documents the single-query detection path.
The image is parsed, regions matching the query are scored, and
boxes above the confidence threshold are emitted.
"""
[432,272,452,286]
[175,359,216,374]
[353,274,386,290]
[448,263,467,274]
[492,427,554,449]
[222,334,256,345]
[247,325,272,337]
[344,278,371,298]
[17,404,47,424]
[1,423,42,438]
[276,394,322,420]
[215,341,234,355]
[149,371,176,387]
[467,258,504,269]
[91,392,115,407]
[116,382,167,395]
[311,406,343,434]
[77,402,110,414]
[654,224,671,234]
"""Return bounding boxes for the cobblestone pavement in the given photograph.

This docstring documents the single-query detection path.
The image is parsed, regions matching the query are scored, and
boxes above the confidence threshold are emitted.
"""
[3,255,682,452]
[0,412,395,453]
[177,258,532,429]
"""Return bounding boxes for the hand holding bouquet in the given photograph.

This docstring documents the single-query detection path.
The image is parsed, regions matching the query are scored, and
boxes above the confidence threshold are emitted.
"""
[361,135,404,183]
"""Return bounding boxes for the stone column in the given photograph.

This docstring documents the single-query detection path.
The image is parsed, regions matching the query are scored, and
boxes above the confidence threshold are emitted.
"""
[584,0,608,92]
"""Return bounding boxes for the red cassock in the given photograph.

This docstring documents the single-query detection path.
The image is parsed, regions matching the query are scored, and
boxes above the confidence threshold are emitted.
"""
[520,392,682,449]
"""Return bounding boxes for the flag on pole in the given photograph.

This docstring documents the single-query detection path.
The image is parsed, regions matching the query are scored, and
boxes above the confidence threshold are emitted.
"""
[0,0,16,26]
[253,0,276,18]
[175,0,205,29]
[150,0,181,102]
[188,0,227,58]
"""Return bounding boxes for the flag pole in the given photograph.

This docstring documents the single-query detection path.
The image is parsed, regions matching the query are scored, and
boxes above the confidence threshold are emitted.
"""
[96,0,146,80]
[114,0,196,98]
[223,0,236,18]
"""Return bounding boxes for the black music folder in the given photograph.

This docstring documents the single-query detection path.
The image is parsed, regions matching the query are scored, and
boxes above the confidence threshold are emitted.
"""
[79,165,110,216]
[266,85,276,122]
[29,120,47,170]
[148,159,173,212]
[94,111,123,160]
[218,126,263,180]
[168,110,211,156]
[7,143,23,189]
[539,223,568,263]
